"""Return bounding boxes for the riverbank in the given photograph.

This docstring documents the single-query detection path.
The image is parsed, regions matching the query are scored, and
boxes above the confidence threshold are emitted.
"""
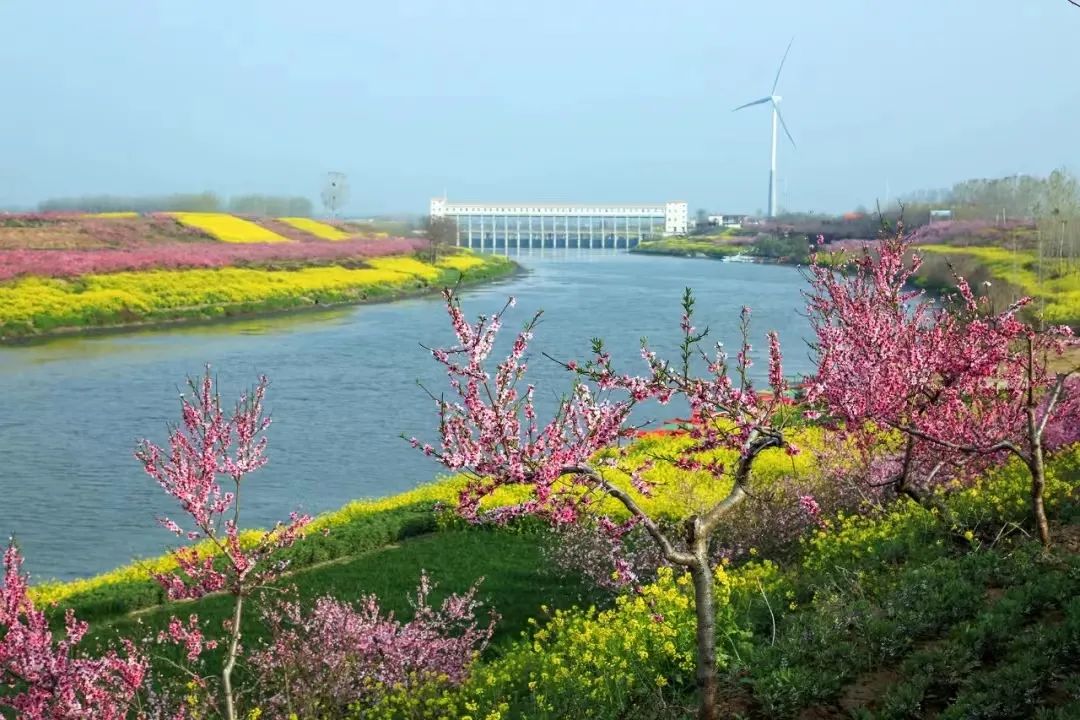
[636,235,1080,330]
[916,244,1080,329]
[631,236,749,260]
[0,252,517,343]
[32,433,1080,718]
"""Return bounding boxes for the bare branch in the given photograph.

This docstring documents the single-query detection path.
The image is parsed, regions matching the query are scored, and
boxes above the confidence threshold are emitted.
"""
[561,463,696,566]
[701,431,782,532]
[1036,372,1071,438]
[883,420,1024,459]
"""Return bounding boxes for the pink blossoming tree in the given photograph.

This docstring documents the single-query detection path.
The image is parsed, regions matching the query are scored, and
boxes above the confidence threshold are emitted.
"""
[135,369,311,720]
[0,542,148,720]
[805,226,1077,545]
[414,288,798,720]
[252,572,496,717]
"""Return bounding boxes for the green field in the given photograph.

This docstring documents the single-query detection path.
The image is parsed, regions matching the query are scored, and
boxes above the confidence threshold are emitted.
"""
[632,235,748,259]
[916,245,1080,328]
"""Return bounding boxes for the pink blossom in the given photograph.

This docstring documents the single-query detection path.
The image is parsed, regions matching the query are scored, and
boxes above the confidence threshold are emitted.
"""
[251,574,496,716]
[806,222,1078,512]
[135,369,311,600]
[0,542,148,719]
[157,615,219,663]
[0,236,426,281]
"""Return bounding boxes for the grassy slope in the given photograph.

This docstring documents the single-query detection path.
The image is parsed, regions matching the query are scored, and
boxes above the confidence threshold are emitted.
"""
[82,530,594,684]
[916,244,1080,329]
[724,471,1080,720]
[632,235,747,259]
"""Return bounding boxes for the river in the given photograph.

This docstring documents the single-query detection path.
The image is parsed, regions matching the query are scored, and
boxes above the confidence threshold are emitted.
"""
[0,251,815,581]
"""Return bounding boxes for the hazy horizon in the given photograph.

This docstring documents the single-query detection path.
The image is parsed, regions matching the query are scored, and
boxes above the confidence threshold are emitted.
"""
[1,0,1078,215]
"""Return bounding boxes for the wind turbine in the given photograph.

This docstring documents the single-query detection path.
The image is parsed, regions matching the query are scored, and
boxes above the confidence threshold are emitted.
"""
[734,38,796,218]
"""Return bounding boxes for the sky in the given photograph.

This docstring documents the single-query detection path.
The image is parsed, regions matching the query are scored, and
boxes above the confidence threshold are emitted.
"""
[0,0,1078,216]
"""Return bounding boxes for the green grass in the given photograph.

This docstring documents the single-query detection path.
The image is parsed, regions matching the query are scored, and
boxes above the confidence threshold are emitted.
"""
[84,530,594,682]
[366,449,1080,720]
[916,244,1080,328]
[631,237,747,259]
[35,498,446,622]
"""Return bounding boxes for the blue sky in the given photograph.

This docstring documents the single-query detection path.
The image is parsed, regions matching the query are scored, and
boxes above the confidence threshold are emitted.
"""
[0,0,1077,215]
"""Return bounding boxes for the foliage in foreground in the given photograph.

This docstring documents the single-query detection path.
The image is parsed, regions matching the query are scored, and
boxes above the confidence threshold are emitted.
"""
[363,446,1080,720]
[414,285,806,719]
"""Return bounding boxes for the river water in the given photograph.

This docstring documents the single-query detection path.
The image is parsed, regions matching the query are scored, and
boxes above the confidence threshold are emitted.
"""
[0,251,814,581]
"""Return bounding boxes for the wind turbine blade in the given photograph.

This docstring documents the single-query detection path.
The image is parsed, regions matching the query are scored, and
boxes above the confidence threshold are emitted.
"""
[771,37,795,95]
[732,96,772,112]
[774,101,796,149]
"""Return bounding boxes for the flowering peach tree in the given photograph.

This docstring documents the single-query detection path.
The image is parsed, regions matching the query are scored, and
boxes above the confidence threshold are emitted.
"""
[135,369,311,720]
[252,572,496,717]
[414,288,799,720]
[805,226,1077,544]
[0,542,148,719]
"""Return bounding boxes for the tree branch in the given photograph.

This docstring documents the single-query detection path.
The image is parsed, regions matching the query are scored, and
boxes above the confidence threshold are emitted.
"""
[562,464,696,566]
[883,420,1024,459]
[1036,372,1071,438]
[700,431,782,533]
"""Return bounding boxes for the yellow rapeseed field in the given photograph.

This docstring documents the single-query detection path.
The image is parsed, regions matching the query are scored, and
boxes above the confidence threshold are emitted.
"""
[0,253,513,338]
[437,254,486,271]
[0,265,422,336]
[367,256,443,280]
[919,244,1080,326]
[171,212,291,243]
[277,216,353,241]
[84,211,139,219]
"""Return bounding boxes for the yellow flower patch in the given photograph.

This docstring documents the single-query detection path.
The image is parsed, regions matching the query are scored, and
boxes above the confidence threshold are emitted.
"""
[0,265,426,336]
[277,217,353,241]
[367,256,443,281]
[171,213,291,244]
[918,244,1080,326]
[437,254,487,272]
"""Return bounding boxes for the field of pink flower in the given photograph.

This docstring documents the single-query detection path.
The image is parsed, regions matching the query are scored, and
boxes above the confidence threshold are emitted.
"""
[907,219,1037,248]
[0,237,427,281]
[0,213,216,250]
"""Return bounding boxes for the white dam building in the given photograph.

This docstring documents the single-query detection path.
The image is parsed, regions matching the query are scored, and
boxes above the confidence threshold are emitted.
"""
[429,198,688,249]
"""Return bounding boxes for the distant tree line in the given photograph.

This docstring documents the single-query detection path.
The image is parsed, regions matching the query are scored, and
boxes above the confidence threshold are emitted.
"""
[898,169,1080,225]
[228,195,313,217]
[900,169,1080,275]
[39,192,313,217]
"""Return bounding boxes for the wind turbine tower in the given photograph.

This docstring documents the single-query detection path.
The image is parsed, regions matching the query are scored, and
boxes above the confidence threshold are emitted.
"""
[734,38,797,218]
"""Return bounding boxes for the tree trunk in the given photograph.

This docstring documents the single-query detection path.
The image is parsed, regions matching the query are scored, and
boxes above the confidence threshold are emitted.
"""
[222,593,244,720]
[689,547,718,720]
[1027,406,1051,547]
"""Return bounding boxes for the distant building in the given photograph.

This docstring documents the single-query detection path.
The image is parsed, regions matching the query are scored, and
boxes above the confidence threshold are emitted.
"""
[429,198,689,249]
[929,209,953,222]
[706,214,748,229]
